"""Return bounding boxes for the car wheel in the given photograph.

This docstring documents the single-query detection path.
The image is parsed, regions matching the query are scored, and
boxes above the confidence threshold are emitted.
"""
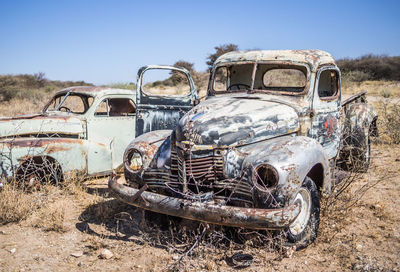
[284,177,320,250]
[16,157,63,190]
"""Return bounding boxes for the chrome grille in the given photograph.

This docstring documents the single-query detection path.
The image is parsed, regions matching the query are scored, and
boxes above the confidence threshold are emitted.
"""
[177,153,224,185]
[170,148,253,207]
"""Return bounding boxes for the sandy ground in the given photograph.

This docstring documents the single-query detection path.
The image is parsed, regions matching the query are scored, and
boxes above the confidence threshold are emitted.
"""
[0,142,399,272]
[0,87,399,271]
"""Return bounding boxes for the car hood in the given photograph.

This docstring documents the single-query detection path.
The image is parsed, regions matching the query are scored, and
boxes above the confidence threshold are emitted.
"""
[175,96,300,147]
[0,112,85,138]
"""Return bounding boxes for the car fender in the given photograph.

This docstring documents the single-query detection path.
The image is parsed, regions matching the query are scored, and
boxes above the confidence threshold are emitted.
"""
[0,138,88,180]
[236,135,330,203]
[123,130,172,178]
[344,103,378,134]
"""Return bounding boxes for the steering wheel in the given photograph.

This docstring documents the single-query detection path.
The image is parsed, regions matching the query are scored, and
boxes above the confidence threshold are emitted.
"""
[227,83,251,91]
[59,106,72,113]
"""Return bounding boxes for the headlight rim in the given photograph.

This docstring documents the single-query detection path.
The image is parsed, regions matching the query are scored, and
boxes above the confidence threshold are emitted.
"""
[252,163,279,192]
[124,148,143,173]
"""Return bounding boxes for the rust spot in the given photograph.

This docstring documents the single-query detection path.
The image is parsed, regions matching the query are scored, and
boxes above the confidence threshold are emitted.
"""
[45,145,71,153]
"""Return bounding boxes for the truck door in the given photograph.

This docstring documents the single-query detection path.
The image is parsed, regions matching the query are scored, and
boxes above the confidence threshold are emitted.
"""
[311,66,342,159]
[135,65,198,136]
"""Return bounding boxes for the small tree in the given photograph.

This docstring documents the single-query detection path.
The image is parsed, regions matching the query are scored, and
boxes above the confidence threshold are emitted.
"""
[34,72,47,88]
[206,44,239,71]
[170,60,195,85]
[173,60,194,73]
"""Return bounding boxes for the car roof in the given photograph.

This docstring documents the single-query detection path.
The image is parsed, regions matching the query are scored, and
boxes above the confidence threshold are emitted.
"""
[55,86,136,97]
[215,49,336,71]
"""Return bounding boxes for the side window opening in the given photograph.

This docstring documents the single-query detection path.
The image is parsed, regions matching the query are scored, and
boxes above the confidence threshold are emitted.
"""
[318,70,338,98]
[95,98,136,117]
[141,68,191,96]
[213,66,228,91]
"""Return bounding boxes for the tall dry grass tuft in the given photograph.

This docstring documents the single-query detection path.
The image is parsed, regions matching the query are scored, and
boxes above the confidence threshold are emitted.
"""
[378,101,400,144]
[31,201,67,233]
[0,183,44,224]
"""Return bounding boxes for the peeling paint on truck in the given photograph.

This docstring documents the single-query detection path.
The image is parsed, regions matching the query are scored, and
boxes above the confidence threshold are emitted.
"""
[110,50,378,249]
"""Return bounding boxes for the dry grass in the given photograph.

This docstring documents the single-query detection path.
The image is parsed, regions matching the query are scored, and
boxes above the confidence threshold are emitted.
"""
[0,176,91,233]
[0,96,51,116]
[0,184,43,224]
[342,80,400,97]
[31,200,67,233]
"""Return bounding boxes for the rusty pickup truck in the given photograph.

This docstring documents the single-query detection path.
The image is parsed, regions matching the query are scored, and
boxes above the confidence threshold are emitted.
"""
[109,50,378,249]
[0,65,198,188]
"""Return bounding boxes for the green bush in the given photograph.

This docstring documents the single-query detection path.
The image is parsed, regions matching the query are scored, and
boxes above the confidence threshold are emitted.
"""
[0,73,93,102]
[337,55,400,81]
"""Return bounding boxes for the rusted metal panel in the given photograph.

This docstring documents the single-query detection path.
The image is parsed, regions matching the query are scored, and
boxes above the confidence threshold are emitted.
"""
[0,86,137,184]
[215,50,336,72]
[109,176,301,229]
[116,50,377,235]
[135,65,199,136]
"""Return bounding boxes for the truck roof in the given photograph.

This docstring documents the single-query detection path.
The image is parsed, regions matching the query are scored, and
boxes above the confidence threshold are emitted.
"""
[215,49,336,71]
[55,86,136,97]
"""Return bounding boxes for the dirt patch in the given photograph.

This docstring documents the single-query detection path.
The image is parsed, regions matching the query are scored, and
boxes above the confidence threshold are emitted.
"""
[0,142,399,271]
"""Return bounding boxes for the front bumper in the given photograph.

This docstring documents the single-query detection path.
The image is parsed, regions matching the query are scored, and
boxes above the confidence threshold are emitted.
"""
[109,176,301,230]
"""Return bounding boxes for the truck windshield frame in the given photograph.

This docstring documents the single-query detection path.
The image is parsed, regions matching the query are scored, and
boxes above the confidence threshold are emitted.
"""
[210,62,311,97]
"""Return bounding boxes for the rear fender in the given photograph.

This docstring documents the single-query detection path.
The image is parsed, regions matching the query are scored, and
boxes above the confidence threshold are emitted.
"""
[344,103,378,133]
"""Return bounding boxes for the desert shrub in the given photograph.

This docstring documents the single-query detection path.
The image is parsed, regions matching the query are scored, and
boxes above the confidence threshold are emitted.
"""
[0,73,93,102]
[337,55,400,81]
[107,82,136,90]
[31,201,67,232]
[0,183,41,224]
[380,89,392,98]
[341,70,372,82]
[379,102,400,144]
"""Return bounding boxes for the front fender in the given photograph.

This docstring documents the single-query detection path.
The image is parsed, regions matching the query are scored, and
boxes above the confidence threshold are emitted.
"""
[123,130,172,180]
[237,136,330,203]
[0,138,87,180]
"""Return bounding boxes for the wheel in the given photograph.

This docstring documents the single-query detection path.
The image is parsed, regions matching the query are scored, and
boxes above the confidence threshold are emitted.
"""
[351,125,371,173]
[349,126,370,173]
[284,177,320,250]
[16,157,63,191]
[337,126,371,173]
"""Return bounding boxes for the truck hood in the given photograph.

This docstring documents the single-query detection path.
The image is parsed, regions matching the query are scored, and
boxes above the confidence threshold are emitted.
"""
[0,113,85,138]
[175,96,300,147]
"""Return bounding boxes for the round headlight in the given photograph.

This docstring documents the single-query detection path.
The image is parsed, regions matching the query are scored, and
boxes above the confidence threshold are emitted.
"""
[253,164,279,191]
[125,149,143,172]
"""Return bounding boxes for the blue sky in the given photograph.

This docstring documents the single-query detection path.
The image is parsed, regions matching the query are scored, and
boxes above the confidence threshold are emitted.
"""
[0,0,399,85]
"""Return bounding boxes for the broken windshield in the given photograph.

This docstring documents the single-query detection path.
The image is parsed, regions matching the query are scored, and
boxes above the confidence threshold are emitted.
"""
[43,92,94,114]
[212,63,308,94]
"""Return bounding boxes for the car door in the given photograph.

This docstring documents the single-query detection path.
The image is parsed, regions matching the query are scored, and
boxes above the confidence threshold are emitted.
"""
[135,65,198,136]
[311,66,342,159]
[86,96,136,174]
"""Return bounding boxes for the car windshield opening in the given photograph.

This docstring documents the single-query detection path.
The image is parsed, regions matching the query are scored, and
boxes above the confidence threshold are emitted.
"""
[212,63,308,94]
[44,92,93,114]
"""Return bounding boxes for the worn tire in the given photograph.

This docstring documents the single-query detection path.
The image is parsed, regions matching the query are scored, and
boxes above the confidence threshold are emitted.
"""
[284,177,320,250]
[350,126,370,173]
[16,156,63,190]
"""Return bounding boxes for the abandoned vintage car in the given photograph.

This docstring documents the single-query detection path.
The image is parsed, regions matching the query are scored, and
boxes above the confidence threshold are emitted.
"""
[109,50,378,249]
[0,66,198,187]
